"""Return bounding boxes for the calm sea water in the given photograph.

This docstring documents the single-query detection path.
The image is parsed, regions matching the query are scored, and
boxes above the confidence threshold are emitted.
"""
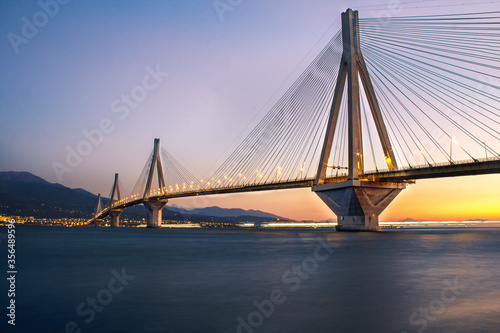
[2,226,500,333]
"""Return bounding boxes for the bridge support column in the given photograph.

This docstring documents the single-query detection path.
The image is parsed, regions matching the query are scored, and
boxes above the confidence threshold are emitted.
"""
[108,209,123,227]
[313,180,405,231]
[144,199,168,228]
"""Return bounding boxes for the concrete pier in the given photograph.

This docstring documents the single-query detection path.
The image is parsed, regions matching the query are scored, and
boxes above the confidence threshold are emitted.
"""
[109,209,123,227]
[144,199,168,228]
[313,180,405,231]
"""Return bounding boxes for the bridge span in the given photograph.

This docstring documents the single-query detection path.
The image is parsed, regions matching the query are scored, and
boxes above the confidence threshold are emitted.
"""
[88,8,500,230]
[89,142,500,229]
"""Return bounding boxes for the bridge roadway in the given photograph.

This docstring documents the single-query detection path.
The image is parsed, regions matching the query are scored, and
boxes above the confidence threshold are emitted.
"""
[364,157,500,182]
[90,157,500,222]
[92,178,317,221]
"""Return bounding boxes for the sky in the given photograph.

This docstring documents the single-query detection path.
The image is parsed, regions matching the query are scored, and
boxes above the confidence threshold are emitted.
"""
[1,0,499,221]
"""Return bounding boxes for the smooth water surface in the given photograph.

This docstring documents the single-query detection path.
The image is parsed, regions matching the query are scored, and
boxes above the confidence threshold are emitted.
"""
[2,226,500,333]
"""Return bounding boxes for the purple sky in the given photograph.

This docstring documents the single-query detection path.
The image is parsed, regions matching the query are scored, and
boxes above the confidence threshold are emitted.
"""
[1,0,499,220]
[1,0,349,191]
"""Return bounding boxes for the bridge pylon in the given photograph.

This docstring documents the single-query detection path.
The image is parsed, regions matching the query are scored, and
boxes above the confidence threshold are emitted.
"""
[108,173,124,227]
[94,193,102,216]
[91,193,104,225]
[143,138,168,228]
[313,9,405,231]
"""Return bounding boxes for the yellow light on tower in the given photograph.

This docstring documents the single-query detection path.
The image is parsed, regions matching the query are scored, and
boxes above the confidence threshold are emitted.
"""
[385,156,393,169]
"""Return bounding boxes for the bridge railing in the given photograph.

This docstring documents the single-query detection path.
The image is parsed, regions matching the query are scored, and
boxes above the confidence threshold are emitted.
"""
[364,156,500,175]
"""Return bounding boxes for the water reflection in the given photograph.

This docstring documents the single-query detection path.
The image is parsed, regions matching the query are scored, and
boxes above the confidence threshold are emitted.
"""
[9,227,500,333]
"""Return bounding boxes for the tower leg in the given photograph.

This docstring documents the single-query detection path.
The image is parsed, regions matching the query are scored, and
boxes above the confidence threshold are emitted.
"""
[144,199,168,228]
[313,180,405,231]
[109,210,123,227]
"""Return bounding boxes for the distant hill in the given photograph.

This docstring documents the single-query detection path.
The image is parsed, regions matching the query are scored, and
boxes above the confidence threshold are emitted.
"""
[0,171,49,184]
[0,171,98,218]
[73,188,97,198]
[168,205,278,219]
[399,218,417,222]
[0,171,281,222]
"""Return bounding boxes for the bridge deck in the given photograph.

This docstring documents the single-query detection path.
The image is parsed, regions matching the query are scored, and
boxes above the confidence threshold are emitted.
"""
[364,158,500,182]
[89,157,500,223]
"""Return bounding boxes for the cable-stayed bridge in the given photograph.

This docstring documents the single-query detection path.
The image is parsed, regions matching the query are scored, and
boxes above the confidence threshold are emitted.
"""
[88,9,500,231]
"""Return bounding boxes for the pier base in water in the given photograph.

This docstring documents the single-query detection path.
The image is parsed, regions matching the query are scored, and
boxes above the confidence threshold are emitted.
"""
[144,199,168,228]
[313,180,405,231]
[109,210,123,227]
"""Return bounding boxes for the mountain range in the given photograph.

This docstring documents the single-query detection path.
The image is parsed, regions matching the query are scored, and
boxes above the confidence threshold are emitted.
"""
[0,171,281,222]
[168,205,276,219]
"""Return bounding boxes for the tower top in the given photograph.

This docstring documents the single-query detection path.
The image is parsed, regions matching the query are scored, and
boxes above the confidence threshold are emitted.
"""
[315,8,397,184]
